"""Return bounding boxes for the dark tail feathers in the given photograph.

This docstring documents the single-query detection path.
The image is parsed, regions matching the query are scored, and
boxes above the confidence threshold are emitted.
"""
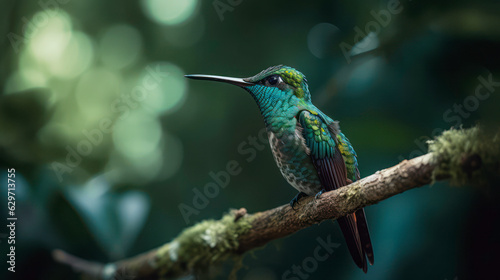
[336,208,374,273]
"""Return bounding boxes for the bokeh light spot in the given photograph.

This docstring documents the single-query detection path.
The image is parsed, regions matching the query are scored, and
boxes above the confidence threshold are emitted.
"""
[99,24,142,70]
[28,11,73,64]
[141,0,198,25]
[48,31,94,79]
[131,149,163,180]
[307,23,340,59]
[112,109,162,161]
[137,62,187,115]
[75,68,123,121]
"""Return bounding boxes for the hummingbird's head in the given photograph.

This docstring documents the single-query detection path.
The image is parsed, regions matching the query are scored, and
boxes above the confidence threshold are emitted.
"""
[243,65,311,101]
[185,65,311,103]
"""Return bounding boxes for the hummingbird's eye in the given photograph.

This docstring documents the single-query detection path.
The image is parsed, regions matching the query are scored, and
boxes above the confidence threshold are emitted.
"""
[265,75,282,86]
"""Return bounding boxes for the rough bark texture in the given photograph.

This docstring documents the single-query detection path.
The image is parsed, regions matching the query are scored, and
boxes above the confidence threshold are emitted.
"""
[53,127,499,280]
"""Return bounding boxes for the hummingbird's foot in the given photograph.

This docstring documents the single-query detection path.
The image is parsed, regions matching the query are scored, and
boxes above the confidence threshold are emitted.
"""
[289,192,308,210]
[314,189,326,200]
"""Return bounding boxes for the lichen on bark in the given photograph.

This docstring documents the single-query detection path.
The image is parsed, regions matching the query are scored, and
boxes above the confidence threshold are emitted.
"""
[154,209,253,278]
[428,127,500,186]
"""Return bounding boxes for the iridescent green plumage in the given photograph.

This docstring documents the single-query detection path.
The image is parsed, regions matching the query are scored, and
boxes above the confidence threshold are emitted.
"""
[248,65,309,98]
[186,65,374,273]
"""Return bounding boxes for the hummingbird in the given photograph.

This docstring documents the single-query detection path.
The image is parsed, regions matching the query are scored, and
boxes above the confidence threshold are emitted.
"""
[185,65,374,272]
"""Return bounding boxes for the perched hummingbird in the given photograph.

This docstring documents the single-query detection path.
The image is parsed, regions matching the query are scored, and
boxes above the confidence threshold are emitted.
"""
[185,65,374,272]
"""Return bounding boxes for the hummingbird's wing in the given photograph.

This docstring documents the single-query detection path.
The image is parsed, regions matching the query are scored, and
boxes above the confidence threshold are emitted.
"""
[336,130,375,267]
[298,110,373,272]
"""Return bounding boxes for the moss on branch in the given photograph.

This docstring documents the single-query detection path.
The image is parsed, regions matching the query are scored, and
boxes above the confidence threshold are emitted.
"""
[154,210,253,278]
[429,127,500,186]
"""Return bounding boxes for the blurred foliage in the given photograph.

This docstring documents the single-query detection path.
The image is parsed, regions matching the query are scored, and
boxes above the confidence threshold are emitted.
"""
[0,0,499,279]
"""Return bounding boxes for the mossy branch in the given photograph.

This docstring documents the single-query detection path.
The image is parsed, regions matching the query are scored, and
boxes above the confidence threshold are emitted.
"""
[53,127,500,280]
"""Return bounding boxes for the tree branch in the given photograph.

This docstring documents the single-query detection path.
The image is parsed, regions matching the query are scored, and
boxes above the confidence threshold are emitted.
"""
[53,127,499,279]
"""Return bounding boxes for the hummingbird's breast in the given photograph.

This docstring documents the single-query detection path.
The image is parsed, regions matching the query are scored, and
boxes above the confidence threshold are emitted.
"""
[267,120,322,196]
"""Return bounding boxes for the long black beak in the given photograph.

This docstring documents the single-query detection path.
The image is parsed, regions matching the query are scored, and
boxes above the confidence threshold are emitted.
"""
[185,74,254,87]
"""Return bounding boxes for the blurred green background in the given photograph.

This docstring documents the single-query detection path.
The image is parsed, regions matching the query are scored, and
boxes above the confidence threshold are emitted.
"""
[1,0,499,279]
